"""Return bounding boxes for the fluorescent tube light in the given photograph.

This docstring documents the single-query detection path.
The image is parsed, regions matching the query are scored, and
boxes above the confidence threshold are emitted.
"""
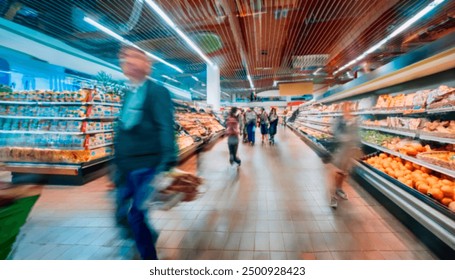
[147,76,191,99]
[144,0,176,28]
[247,74,254,89]
[145,0,215,67]
[191,76,199,82]
[313,67,322,75]
[190,89,206,96]
[334,0,446,75]
[161,75,180,83]
[84,17,132,45]
[83,16,183,73]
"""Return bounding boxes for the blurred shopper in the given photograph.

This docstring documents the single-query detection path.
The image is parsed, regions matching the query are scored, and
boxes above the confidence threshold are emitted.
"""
[245,108,257,145]
[115,46,177,259]
[282,109,288,127]
[242,111,249,143]
[226,107,242,167]
[268,107,279,145]
[329,102,362,209]
[238,109,245,141]
[258,108,269,144]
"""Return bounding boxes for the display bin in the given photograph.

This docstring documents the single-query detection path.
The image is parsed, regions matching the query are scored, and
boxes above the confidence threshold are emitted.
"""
[354,153,455,259]
[360,152,455,219]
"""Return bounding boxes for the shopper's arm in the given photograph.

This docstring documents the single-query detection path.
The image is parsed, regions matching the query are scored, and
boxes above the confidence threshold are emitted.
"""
[151,87,178,173]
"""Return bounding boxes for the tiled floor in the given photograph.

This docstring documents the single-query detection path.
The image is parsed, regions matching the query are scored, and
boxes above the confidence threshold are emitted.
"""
[8,127,438,260]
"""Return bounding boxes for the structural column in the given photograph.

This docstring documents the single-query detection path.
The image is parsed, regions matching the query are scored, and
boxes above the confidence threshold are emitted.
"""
[206,64,220,111]
[231,93,236,104]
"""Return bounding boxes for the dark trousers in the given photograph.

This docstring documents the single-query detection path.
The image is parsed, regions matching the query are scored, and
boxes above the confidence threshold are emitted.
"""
[116,168,158,260]
[247,122,255,143]
[228,136,241,164]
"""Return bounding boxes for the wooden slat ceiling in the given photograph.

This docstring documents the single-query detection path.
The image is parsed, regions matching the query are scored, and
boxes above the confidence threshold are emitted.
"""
[2,0,455,96]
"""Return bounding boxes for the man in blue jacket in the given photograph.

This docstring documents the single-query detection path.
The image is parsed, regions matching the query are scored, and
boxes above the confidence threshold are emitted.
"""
[115,46,177,260]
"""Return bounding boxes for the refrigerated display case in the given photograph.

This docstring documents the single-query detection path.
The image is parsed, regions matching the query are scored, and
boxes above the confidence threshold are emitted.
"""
[287,42,455,258]
[0,88,120,184]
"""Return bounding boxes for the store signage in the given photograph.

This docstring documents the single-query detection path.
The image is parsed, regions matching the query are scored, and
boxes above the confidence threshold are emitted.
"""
[279,82,313,96]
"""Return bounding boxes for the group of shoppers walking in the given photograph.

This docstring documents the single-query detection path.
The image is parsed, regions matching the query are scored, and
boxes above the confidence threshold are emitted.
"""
[225,106,280,169]
[239,107,279,146]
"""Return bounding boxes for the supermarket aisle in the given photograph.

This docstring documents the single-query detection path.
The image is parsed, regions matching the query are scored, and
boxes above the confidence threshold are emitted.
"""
[9,127,437,260]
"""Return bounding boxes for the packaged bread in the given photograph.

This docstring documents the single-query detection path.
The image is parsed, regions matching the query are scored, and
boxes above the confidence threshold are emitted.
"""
[427,85,455,107]
[375,95,391,109]
[412,90,430,109]
[74,89,90,102]
[91,92,105,103]
[104,93,113,102]
[404,93,416,107]
[111,94,121,103]
[63,91,73,102]
[392,94,405,108]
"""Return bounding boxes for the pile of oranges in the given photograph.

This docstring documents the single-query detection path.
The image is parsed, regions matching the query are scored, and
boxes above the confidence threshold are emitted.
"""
[365,153,455,212]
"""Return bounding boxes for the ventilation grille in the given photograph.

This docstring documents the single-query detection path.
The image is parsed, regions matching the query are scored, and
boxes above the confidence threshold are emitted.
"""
[292,54,329,69]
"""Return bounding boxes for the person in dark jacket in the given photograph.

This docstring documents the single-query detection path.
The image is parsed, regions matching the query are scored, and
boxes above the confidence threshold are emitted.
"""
[226,107,241,166]
[268,107,279,144]
[114,46,177,260]
[258,107,269,144]
[245,108,257,145]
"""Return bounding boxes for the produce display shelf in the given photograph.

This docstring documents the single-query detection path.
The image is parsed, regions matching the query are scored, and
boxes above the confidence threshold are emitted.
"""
[360,125,417,138]
[353,162,455,254]
[0,116,86,120]
[419,133,455,145]
[85,129,115,134]
[361,141,455,178]
[0,101,122,107]
[87,143,114,150]
[287,124,331,159]
[299,112,342,117]
[178,142,202,163]
[356,110,406,115]
[210,130,225,142]
[0,130,84,135]
[1,163,80,176]
[298,122,333,136]
[427,107,455,114]
[361,126,455,144]
[300,107,455,117]
[86,116,118,120]
[0,116,118,121]
[0,156,113,176]
[300,119,332,127]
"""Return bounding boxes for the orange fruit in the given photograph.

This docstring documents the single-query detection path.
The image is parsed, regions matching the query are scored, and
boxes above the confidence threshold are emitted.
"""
[441,179,454,186]
[406,180,414,188]
[441,197,453,206]
[441,186,454,198]
[449,201,455,212]
[427,188,444,201]
[397,177,407,185]
[417,184,429,194]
